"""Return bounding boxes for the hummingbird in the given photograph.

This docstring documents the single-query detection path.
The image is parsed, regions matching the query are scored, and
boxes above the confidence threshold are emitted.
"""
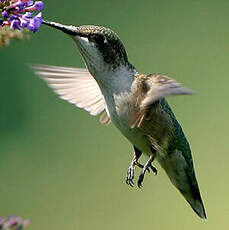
[32,19,207,220]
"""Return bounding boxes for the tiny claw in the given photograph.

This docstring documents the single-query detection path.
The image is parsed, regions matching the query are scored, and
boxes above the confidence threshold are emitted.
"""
[149,165,157,175]
[137,173,144,188]
[128,180,134,187]
[126,166,135,187]
[125,178,128,185]
[126,177,134,187]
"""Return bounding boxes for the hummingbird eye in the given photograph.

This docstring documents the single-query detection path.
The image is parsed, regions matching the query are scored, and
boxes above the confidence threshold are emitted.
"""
[88,34,105,45]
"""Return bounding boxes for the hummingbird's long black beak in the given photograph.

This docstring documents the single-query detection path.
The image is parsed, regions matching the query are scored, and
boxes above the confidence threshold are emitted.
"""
[42,19,80,36]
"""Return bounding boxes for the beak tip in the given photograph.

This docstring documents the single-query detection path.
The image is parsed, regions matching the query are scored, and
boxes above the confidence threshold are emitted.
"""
[42,19,78,36]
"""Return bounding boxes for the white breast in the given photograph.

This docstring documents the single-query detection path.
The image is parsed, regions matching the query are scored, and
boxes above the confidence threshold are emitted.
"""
[99,66,150,153]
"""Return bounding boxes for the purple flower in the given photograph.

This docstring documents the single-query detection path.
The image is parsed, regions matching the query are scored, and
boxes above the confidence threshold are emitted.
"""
[27,12,41,32]
[0,217,4,226]
[0,216,30,230]
[1,11,8,18]
[6,216,22,227]
[22,219,30,227]
[0,0,44,32]
[22,12,32,18]
[34,1,44,11]
[10,19,20,30]
[24,1,34,7]
[25,1,44,12]
[20,18,28,28]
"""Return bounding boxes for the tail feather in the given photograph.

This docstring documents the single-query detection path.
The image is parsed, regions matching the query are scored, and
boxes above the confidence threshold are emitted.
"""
[185,168,207,220]
[190,199,207,220]
[178,174,207,220]
[157,151,207,220]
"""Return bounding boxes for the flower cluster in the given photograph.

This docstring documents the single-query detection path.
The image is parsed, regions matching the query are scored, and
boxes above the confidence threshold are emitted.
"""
[0,0,44,32]
[0,216,30,230]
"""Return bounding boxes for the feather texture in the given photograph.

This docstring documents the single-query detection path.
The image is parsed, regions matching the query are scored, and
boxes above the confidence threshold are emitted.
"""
[32,64,111,123]
[131,74,194,128]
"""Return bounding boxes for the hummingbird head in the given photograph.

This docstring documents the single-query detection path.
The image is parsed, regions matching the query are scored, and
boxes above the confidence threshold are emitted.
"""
[42,20,130,78]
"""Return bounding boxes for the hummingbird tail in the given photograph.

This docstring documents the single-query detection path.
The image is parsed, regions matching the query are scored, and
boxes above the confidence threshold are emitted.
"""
[157,151,207,220]
[176,169,207,220]
[182,166,207,220]
[179,172,207,220]
[189,197,207,220]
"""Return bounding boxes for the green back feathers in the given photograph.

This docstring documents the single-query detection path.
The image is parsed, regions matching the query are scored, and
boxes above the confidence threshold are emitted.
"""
[160,99,193,166]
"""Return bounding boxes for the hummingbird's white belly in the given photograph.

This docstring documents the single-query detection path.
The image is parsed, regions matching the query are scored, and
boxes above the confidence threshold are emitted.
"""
[97,65,150,154]
[106,91,150,154]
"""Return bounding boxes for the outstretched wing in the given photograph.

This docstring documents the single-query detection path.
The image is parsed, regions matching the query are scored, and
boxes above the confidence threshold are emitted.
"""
[32,64,111,124]
[131,74,194,128]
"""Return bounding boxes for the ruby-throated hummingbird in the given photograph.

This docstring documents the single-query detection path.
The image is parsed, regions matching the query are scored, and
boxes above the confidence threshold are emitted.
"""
[32,20,207,219]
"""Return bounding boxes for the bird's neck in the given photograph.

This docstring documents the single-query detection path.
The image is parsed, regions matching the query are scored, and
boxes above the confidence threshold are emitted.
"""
[92,62,137,96]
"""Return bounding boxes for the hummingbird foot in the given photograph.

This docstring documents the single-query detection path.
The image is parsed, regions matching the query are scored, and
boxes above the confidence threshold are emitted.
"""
[126,165,135,187]
[126,161,150,186]
[126,146,156,187]
[148,146,157,175]
[149,164,157,175]
[137,154,156,188]
[126,146,146,187]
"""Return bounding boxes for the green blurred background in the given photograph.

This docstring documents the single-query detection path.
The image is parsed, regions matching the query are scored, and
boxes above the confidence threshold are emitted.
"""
[1,0,229,229]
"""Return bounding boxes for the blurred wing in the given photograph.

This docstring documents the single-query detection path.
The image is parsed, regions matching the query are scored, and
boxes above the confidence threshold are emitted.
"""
[32,64,111,124]
[131,74,194,128]
[141,74,194,108]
